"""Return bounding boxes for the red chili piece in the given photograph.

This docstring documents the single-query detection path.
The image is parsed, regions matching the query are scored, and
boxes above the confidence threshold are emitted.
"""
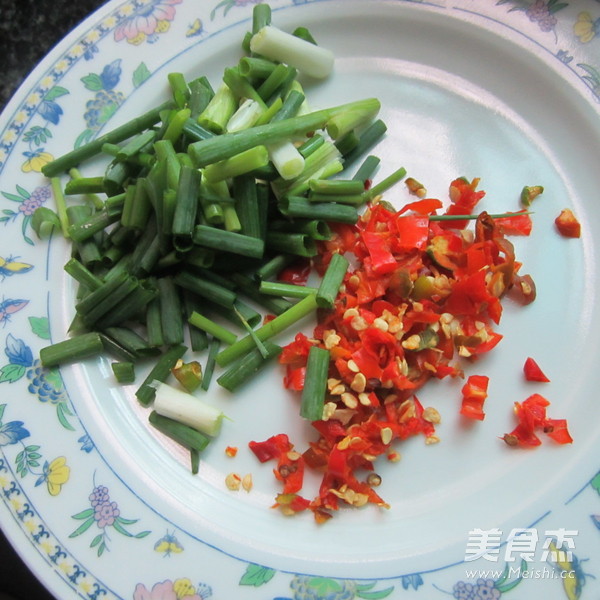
[555,209,581,238]
[503,394,572,447]
[523,357,550,382]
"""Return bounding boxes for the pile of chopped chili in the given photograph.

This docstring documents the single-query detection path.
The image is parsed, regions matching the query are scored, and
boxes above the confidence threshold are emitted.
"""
[250,177,571,523]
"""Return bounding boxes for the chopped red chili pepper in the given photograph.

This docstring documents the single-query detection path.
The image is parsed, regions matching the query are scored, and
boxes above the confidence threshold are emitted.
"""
[278,258,312,284]
[555,208,581,238]
[503,393,572,447]
[523,357,550,382]
[460,374,489,420]
[248,177,569,522]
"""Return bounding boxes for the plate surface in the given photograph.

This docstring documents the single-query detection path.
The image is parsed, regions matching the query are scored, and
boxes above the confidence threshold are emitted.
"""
[0,1,599,599]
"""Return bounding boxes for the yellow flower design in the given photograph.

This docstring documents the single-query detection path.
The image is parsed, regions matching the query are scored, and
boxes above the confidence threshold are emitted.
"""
[173,578,196,599]
[39,76,56,92]
[46,456,70,496]
[574,11,597,43]
[21,150,54,173]
[86,29,101,43]
[67,44,85,60]
[25,92,41,107]
[14,111,28,125]
[128,32,147,45]
[101,16,117,29]
[155,19,171,34]
[118,3,135,16]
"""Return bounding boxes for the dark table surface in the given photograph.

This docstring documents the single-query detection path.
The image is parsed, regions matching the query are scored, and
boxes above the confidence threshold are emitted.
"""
[0,2,106,597]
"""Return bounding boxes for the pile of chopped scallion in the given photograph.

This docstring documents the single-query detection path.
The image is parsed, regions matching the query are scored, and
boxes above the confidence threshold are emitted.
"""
[35,3,407,470]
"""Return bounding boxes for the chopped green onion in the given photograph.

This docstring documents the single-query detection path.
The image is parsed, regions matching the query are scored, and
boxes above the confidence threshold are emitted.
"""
[216,293,318,367]
[135,344,187,407]
[202,145,270,183]
[250,25,334,79]
[192,224,264,259]
[42,100,173,177]
[201,337,221,392]
[300,346,329,420]
[316,252,349,308]
[31,207,61,239]
[217,342,281,392]
[188,311,238,346]
[149,410,212,454]
[111,361,136,384]
[153,381,225,436]
[259,280,318,298]
[362,166,407,202]
[40,332,104,367]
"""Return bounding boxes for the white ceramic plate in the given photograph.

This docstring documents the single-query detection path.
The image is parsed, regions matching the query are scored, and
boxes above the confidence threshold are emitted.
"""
[1,0,599,598]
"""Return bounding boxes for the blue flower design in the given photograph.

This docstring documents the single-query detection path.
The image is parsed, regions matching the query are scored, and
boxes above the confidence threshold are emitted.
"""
[401,573,423,590]
[78,433,94,453]
[100,60,122,91]
[5,334,34,367]
[0,420,30,446]
[38,100,64,125]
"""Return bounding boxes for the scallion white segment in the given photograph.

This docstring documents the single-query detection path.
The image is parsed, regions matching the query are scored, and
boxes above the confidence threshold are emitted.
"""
[250,25,335,79]
[152,381,225,436]
[268,139,305,179]
[226,98,264,132]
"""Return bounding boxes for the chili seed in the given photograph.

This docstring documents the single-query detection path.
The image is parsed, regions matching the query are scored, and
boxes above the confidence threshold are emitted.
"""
[380,427,393,445]
[350,315,368,331]
[343,308,359,320]
[278,463,297,478]
[503,434,519,447]
[327,377,341,390]
[425,435,440,445]
[341,392,358,409]
[423,407,441,424]
[366,473,382,487]
[347,359,360,373]
[358,392,372,406]
[242,473,253,492]
[350,373,367,393]
[402,334,421,350]
[330,383,346,396]
[373,317,389,332]
[322,401,337,420]
[225,473,241,491]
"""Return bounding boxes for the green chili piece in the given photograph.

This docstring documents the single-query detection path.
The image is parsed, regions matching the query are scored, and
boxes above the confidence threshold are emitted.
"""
[172,359,203,392]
